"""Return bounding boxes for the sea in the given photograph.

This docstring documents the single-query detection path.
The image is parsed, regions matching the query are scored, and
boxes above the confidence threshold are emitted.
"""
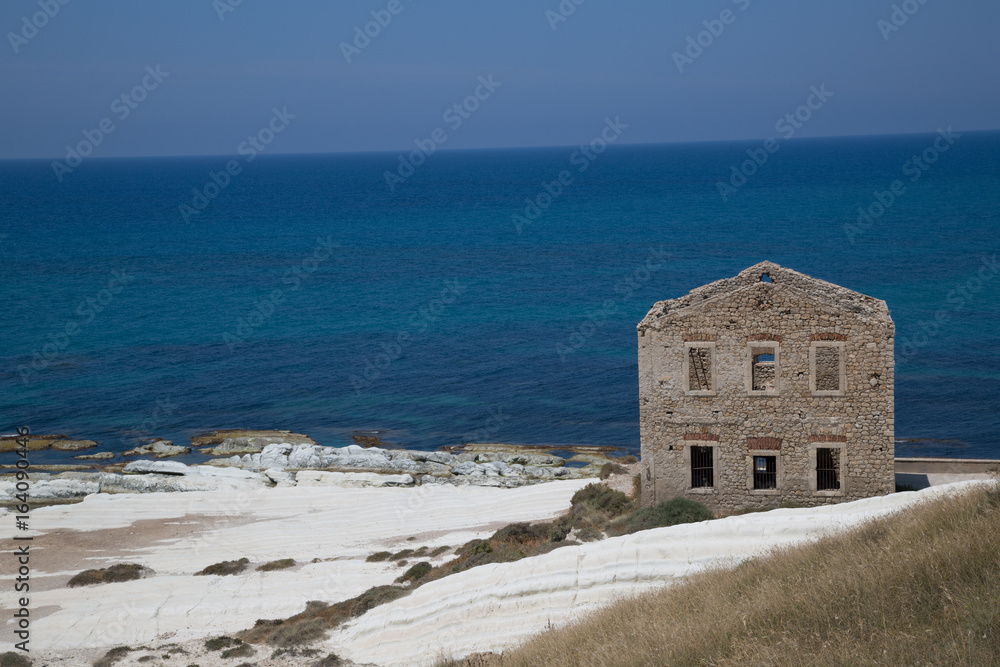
[2,131,999,464]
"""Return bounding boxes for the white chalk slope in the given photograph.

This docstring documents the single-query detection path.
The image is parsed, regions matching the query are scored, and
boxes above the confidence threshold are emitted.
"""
[330,481,988,666]
[1,479,593,651]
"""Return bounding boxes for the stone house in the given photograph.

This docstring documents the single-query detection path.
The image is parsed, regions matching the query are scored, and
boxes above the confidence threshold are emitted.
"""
[637,261,894,513]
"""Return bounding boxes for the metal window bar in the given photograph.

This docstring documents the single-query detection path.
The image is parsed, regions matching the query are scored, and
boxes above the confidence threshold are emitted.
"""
[690,446,714,488]
[816,447,840,490]
[753,455,777,489]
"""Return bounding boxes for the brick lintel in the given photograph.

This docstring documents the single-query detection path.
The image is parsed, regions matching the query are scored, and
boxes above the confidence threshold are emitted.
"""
[810,332,847,341]
[809,434,848,442]
[748,333,782,342]
[747,436,782,450]
[683,433,719,441]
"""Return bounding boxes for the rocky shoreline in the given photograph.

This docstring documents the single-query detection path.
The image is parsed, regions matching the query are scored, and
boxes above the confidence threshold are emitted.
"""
[0,430,629,503]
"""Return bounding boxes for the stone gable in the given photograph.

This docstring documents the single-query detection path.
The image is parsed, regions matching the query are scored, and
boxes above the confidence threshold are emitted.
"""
[638,261,894,513]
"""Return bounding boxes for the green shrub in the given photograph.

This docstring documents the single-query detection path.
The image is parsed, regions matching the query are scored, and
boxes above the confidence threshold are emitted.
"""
[68,563,150,587]
[571,483,633,517]
[220,644,255,659]
[0,651,31,667]
[204,636,241,651]
[258,558,295,571]
[196,558,249,576]
[365,551,392,562]
[599,462,626,480]
[313,654,342,666]
[396,561,432,583]
[92,646,131,667]
[619,455,639,464]
[608,497,714,536]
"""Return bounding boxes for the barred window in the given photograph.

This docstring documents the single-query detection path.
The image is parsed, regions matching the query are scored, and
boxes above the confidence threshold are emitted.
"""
[753,455,777,489]
[690,446,714,488]
[816,448,841,491]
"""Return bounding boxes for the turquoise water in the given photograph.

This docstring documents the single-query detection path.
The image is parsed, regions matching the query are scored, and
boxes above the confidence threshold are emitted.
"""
[2,132,999,461]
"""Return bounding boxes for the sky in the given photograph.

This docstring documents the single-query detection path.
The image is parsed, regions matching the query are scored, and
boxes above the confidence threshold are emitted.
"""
[1,0,998,159]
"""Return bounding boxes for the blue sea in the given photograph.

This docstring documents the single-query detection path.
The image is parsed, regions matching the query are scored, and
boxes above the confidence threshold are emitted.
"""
[2,132,999,463]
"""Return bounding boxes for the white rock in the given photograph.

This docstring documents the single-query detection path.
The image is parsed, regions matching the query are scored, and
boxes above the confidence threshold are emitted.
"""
[295,471,414,488]
[263,468,296,487]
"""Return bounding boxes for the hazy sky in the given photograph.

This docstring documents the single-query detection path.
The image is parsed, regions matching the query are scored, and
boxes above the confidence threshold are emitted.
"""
[1,0,998,159]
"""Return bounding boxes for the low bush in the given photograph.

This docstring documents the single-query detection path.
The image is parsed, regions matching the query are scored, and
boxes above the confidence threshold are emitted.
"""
[240,586,411,647]
[195,558,249,576]
[365,551,392,562]
[598,462,626,480]
[396,561,432,584]
[68,563,150,587]
[607,497,713,536]
[91,646,132,667]
[0,651,31,667]
[204,636,241,651]
[258,558,295,572]
[220,644,255,659]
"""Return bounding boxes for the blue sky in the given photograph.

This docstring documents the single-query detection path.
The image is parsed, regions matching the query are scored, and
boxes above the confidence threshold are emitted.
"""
[1,0,998,158]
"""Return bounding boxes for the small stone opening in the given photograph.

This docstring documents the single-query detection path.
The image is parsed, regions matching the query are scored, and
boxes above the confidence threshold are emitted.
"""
[761,273,772,283]
[815,346,841,391]
[751,347,776,391]
[687,347,713,391]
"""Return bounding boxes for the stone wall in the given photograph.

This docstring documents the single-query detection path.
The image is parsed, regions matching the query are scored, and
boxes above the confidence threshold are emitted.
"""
[638,262,894,514]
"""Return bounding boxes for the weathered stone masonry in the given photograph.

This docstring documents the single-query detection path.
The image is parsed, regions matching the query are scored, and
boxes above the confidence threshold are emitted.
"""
[638,261,894,513]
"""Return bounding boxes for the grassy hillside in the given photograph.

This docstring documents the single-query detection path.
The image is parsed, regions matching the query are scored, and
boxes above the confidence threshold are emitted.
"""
[479,484,1000,667]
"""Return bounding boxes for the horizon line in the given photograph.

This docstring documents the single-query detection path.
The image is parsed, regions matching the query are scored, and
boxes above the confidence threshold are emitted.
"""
[1,127,997,163]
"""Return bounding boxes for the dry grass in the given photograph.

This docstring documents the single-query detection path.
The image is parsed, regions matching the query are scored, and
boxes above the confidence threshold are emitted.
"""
[480,484,1000,667]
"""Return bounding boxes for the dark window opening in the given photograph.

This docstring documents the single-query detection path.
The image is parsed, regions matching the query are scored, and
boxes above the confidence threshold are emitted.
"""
[687,346,713,391]
[753,455,777,489]
[761,273,772,283]
[817,448,841,491]
[751,347,777,391]
[691,446,714,488]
